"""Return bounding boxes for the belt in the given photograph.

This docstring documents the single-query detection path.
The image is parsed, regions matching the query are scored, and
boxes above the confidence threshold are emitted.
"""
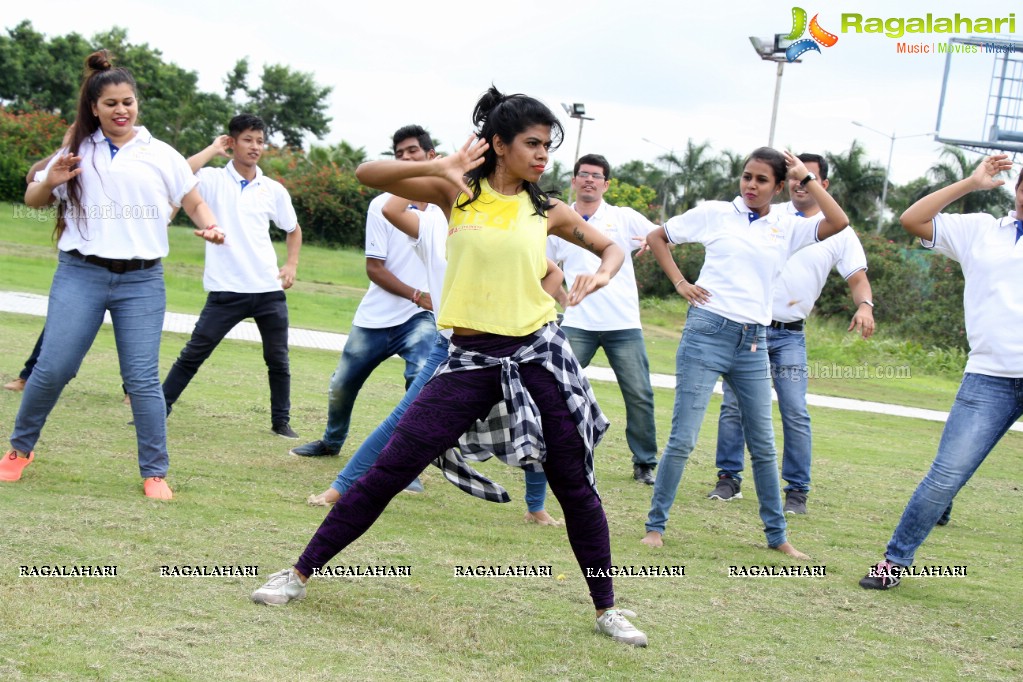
[66,249,160,274]
[769,319,804,332]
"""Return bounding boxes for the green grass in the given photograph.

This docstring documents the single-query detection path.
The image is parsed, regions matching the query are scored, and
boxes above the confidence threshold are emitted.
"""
[0,312,1021,680]
[2,199,1019,678]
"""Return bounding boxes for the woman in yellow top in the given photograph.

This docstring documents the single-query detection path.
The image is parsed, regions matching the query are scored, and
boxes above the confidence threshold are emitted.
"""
[251,87,648,647]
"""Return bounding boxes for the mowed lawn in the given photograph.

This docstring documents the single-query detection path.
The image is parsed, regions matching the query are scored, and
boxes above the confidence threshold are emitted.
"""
[1,203,1021,680]
[0,310,1021,681]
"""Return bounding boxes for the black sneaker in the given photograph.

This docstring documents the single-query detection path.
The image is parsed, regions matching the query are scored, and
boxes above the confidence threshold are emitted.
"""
[936,501,953,526]
[289,440,340,457]
[272,422,300,440]
[708,476,742,500]
[633,464,655,485]
[859,560,905,590]
[784,490,808,514]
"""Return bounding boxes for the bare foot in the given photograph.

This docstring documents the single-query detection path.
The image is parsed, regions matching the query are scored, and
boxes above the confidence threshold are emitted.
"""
[640,531,663,548]
[306,488,340,507]
[524,510,563,526]
[773,541,810,561]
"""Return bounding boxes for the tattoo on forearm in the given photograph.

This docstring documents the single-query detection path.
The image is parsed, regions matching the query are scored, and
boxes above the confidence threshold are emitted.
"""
[572,227,599,254]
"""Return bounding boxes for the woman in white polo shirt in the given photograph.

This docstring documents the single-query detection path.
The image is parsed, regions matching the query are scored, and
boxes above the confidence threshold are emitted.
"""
[859,153,1018,590]
[641,147,849,557]
[1,50,224,500]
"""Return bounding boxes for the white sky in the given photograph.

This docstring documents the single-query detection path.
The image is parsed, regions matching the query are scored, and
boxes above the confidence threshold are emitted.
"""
[8,0,1022,185]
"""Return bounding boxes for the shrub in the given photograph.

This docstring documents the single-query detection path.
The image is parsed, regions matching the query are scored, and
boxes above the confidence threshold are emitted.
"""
[0,107,67,202]
[633,242,706,298]
[275,162,375,247]
[794,233,967,351]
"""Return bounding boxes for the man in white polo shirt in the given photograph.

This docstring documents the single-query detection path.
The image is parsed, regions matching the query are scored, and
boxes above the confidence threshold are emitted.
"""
[548,153,659,485]
[289,125,436,458]
[710,153,875,514]
[162,114,302,438]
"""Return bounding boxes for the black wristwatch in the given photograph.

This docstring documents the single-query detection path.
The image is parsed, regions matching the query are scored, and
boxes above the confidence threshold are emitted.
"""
[799,172,817,187]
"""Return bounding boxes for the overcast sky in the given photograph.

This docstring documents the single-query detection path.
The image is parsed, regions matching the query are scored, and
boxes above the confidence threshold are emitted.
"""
[9,0,1021,187]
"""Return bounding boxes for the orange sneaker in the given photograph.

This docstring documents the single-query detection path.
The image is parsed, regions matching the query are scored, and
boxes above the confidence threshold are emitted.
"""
[143,476,173,500]
[0,450,34,481]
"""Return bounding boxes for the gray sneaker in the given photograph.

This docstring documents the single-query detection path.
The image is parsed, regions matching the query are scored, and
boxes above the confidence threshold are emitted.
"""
[708,476,742,501]
[251,568,307,605]
[595,609,648,647]
[784,491,808,515]
[289,440,340,457]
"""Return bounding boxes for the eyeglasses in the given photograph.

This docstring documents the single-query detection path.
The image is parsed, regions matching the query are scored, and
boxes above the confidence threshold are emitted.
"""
[575,171,606,180]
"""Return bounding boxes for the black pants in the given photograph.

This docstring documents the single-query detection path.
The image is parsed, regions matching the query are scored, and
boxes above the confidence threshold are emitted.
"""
[163,290,291,425]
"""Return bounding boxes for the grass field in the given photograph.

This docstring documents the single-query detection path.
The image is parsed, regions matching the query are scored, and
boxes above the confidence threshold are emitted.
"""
[1,202,1021,680]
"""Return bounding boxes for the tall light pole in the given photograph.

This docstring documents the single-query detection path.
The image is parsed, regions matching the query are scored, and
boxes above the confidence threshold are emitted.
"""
[562,102,593,203]
[749,35,799,148]
[643,137,676,225]
[852,121,936,233]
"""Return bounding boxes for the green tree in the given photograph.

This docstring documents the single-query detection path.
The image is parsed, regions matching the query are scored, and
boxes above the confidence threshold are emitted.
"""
[613,159,665,219]
[0,20,91,117]
[826,140,886,231]
[226,58,332,148]
[925,146,1012,215]
[705,150,746,201]
[540,160,572,197]
[659,139,717,215]
[0,22,231,154]
[604,179,657,219]
[306,141,367,172]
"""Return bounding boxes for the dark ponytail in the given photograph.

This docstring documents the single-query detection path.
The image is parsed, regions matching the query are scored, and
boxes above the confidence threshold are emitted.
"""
[457,85,564,217]
[59,49,137,241]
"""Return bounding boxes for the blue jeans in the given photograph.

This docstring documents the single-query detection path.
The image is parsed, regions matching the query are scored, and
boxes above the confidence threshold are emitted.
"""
[330,334,448,496]
[163,290,291,425]
[646,307,787,547]
[885,373,1023,566]
[10,251,169,477]
[562,326,658,466]
[322,311,435,449]
[523,326,659,512]
[19,328,45,381]
[715,327,811,492]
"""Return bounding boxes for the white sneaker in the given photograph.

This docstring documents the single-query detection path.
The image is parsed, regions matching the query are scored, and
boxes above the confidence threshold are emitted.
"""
[251,568,307,605]
[595,608,648,647]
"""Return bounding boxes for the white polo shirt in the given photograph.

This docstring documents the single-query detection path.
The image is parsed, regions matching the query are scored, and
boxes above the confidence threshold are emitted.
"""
[547,200,654,331]
[771,201,867,322]
[664,196,821,325]
[48,127,196,260]
[922,210,1023,377]
[407,206,454,340]
[195,161,298,293]
[352,193,432,329]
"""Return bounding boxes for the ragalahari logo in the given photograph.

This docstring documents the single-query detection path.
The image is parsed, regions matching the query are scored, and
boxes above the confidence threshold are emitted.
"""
[783,7,839,61]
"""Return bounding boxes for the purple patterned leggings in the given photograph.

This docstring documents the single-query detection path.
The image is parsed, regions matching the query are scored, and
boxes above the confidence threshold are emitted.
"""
[294,332,614,609]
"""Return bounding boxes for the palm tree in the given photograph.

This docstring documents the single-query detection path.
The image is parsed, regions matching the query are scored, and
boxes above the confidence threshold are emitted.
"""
[705,150,746,201]
[659,139,717,215]
[926,145,1012,215]
[306,140,367,171]
[826,141,886,231]
[540,160,572,197]
[614,159,666,220]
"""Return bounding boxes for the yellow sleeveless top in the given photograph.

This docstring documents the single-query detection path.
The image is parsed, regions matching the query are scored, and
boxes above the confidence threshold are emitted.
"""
[438,179,556,336]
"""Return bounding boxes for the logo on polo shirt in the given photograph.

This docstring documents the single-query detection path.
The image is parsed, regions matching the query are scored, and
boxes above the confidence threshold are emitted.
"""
[777,7,839,62]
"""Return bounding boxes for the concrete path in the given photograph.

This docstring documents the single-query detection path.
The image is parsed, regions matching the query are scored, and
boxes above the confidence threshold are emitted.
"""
[2,290,1016,432]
